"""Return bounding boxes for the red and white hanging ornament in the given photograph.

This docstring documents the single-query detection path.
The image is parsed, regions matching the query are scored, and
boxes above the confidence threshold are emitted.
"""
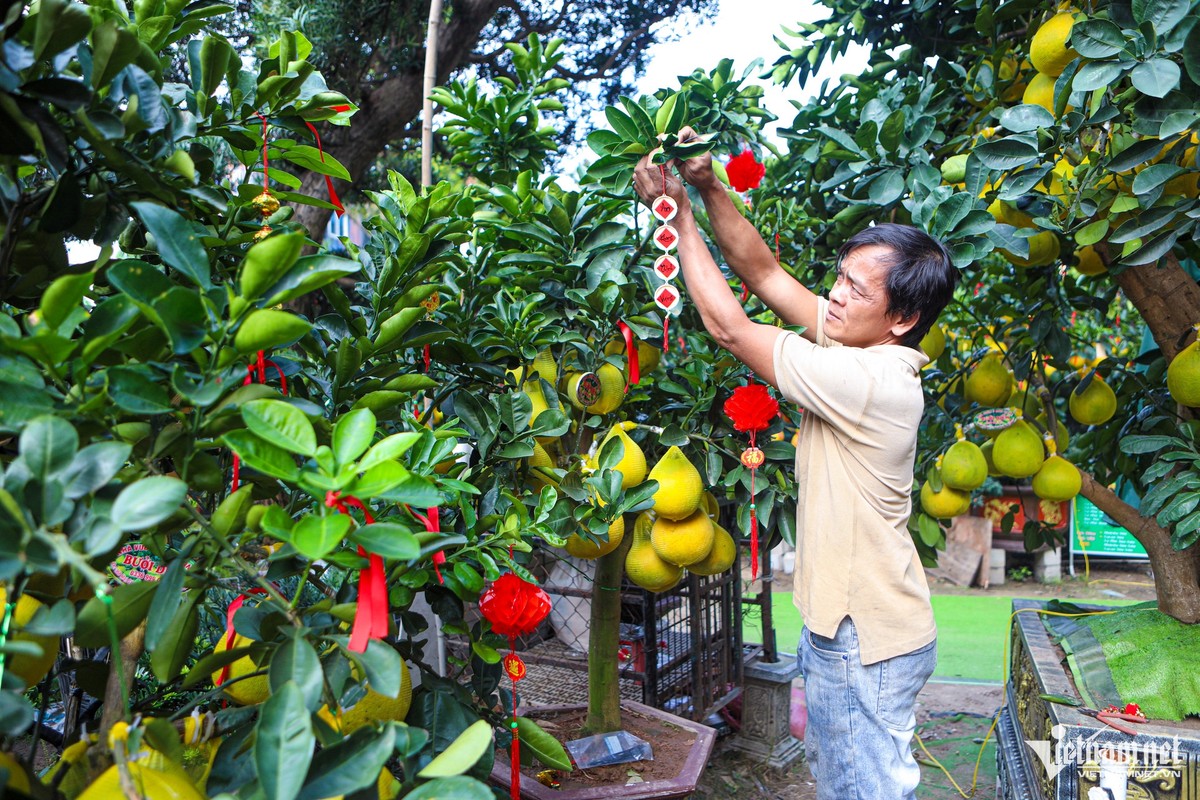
[650,165,683,352]
[723,382,780,581]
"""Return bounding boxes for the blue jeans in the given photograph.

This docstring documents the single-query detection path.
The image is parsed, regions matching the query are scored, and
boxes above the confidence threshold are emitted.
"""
[798,617,937,800]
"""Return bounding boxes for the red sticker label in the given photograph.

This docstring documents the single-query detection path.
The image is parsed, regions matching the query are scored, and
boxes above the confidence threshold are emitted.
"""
[653,225,678,250]
[655,285,681,312]
[652,195,678,222]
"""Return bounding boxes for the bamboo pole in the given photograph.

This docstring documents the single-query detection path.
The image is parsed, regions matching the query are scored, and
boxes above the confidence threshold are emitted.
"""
[420,0,444,188]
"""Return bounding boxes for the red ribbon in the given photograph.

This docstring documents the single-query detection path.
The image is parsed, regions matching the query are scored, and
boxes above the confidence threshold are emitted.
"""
[406,506,445,585]
[303,121,345,217]
[326,492,388,653]
[231,351,289,492]
[618,321,639,389]
[662,317,670,353]
[215,587,271,700]
[423,343,431,373]
[749,429,759,581]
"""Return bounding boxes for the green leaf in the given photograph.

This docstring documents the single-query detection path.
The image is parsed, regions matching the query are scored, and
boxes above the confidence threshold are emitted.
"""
[879,109,905,154]
[243,399,317,456]
[33,0,93,61]
[297,726,395,800]
[999,104,1055,133]
[333,408,376,467]
[239,230,305,302]
[222,430,300,482]
[19,415,78,482]
[1070,18,1127,57]
[1120,434,1180,454]
[868,170,905,204]
[1107,138,1167,173]
[262,255,359,308]
[516,716,572,771]
[255,681,315,800]
[1073,62,1125,92]
[1132,163,1184,193]
[144,550,192,650]
[402,777,492,800]
[358,432,421,471]
[349,522,419,560]
[234,309,312,353]
[39,272,93,330]
[974,137,1040,170]
[130,202,211,289]
[1132,0,1190,32]
[149,593,199,683]
[1185,24,1200,84]
[107,366,173,414]
[270,633,323,711]
[603,106,641,143]
[1075,218,1110,246]
[75,581,158,648]
[1131,58,1181,97]
[417,719,494,778]
[89,21,140,88]
[153,287,207,354]
[354,639,402,700]
[291,514,352,560]
[279,145,351,181]
[112,476,187,532]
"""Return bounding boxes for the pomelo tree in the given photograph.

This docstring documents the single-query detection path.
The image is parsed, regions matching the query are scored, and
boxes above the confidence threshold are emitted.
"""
[744,0,1200,621]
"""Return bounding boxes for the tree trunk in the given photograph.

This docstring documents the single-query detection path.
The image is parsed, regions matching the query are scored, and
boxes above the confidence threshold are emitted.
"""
[1078,470,1200,622]
[291,0,505,240]
[1108,250,1200,361]
[584,533,633,735]
[97,620,146,761]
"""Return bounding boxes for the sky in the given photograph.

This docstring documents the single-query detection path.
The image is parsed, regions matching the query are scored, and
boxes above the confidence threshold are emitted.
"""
[632,0,870,144]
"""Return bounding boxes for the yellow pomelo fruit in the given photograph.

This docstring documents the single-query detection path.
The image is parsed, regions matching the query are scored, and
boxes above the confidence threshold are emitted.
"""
[980,439,1002,477]
[920,481,971,519]
[532,349,557,388]
[965,353,1013,407]
[598,424,647,488]
[992,420,1045,478]
[1167,340,1200,407]
[179,715,221,791]
[1009,386,1042,419]
[1032,455,1082,502]
[1073,245,1105,277]
[700,490,720,519]
[0,588,59,687]
[528,441,555,471]
[648,446,704,521]
[1030,12,1080,77]
[1069,374,1117,426]
[565,514,625,560]
[320,659,413,734]
[0,751,31,794]
[1047,158,1075,197]
[590,363,625,414]
[688,522,737,576]
[211,633,270,705]
[625,512,683,592]
[940,154,969,185]
[1002,231,1059,268]
[651,508,716,567]
[920,324,946,360]
[79,761,205,800]
[1022,71,1074,116]
[941,440,988,491]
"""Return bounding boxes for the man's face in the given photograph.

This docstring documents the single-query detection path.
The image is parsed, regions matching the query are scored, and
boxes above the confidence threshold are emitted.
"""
[825,244,910,348]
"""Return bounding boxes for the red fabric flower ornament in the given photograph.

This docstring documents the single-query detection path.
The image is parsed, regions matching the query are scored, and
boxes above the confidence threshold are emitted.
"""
[478,573,552,638]
[724,382,779,433]
[726,150,766,192]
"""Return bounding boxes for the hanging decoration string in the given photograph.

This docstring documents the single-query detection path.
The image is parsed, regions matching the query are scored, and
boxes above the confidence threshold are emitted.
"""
[302,121,345,217]
[478,573,552,800]
[325,492,389,653]
[214,586,271,702]
[231,351,287,493]
[723,383,780,581]
[650,163,682,354]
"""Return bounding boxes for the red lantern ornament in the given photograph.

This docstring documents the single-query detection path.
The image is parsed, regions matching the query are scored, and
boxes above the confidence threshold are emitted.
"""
[479,573,552,800]
[726,149,765,192]
[723,382,780,580]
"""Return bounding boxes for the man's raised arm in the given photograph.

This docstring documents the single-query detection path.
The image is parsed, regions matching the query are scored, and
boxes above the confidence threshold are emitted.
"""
[675,130,821,341]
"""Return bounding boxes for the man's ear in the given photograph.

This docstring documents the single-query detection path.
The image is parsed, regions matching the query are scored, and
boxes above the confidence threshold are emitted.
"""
[890,312,919,340]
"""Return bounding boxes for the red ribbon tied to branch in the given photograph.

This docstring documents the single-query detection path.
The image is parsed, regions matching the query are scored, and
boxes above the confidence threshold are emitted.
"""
[479,573,552,800]
[617,320,639,390]
[723,382,779,580]
[326,491,388,653]
[405,505,446,584]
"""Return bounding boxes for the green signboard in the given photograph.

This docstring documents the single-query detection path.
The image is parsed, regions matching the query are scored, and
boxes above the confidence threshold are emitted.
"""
[1071,496,1148,559]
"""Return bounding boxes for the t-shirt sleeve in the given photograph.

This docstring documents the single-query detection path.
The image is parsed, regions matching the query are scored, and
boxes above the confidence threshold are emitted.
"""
[772,300,871,431]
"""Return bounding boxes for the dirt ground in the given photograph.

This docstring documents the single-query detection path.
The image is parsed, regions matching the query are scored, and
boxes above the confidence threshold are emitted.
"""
[696,561,1156,799]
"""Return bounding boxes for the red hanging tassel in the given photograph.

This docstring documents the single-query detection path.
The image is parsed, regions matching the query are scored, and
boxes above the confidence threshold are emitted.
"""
[423,343,431,373]
[723,384,779,582]
[303,121,345,217]
[326,492,388,653]
[406,506,445,584]
[662,317,670,353]
[618,320,639,389]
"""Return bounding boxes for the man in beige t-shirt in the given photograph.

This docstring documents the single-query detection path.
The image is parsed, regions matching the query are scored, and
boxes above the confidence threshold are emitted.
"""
[634,136,958,800]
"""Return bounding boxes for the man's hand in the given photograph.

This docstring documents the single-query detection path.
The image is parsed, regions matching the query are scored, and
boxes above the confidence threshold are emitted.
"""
[674,127,721,192]
[633,155,688,211]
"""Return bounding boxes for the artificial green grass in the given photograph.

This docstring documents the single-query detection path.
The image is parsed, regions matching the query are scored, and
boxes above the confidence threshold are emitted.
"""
[745,593,1136,683]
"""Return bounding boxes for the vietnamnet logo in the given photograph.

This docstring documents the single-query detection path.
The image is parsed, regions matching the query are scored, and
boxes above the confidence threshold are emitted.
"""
[1025,724,1184,781]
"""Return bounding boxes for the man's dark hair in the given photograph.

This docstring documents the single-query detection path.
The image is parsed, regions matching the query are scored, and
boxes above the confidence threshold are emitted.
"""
[837,223,960,349]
